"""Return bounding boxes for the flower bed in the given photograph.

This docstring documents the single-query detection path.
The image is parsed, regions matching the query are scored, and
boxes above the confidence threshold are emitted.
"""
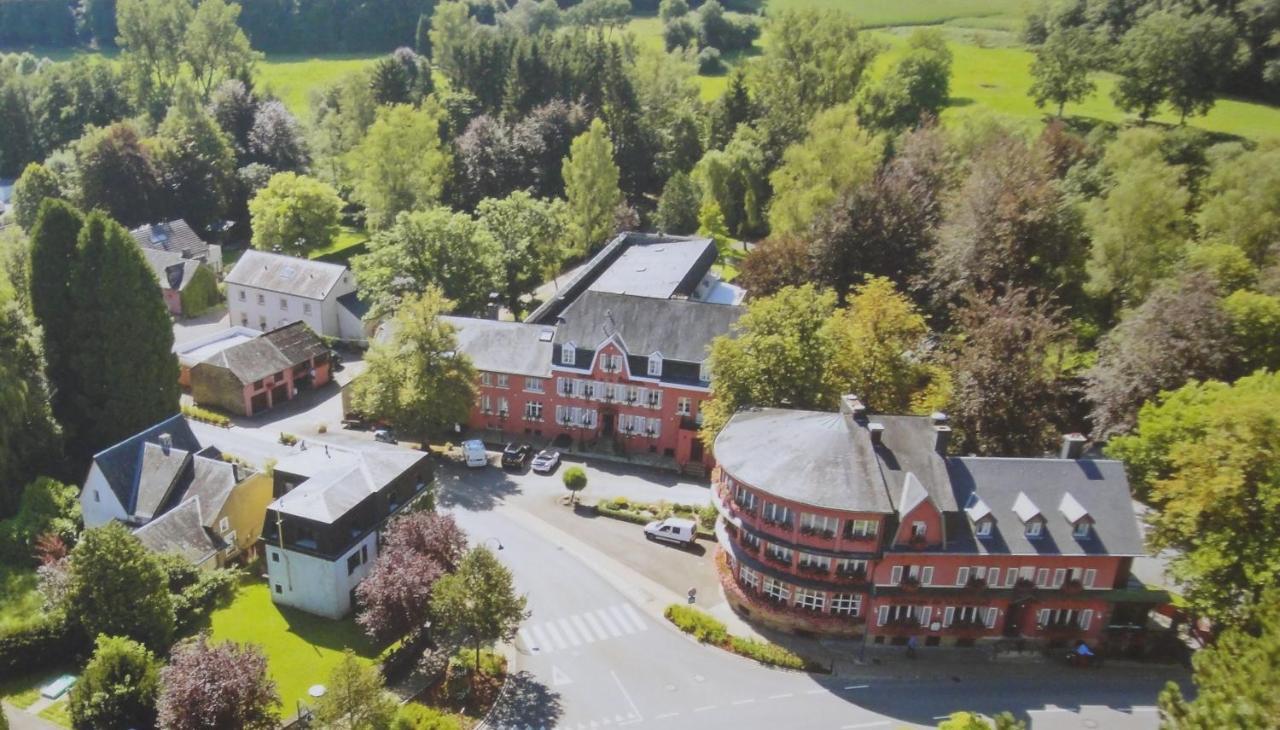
[181,403,231,428]
[662,603,817,671]
[592,498,716,539]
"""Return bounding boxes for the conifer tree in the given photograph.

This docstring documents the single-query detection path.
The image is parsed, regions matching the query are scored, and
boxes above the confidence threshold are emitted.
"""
[28,199,84,439]
[563,118,622,255]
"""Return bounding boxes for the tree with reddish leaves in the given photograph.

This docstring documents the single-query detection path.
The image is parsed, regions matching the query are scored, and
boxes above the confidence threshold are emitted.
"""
[383,511,469,572]
[156,635,279,730]
[736,234,811,298]
[356,511,469,642]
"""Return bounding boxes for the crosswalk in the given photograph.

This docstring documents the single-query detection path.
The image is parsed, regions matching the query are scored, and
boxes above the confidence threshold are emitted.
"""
[518,603,649,654]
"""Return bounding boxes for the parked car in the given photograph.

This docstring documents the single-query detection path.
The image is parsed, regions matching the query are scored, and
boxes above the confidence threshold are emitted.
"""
[461,439,488,468]
[644,517,698,546]
[501,442,533,470]
[373,429,397,444]
[530,450,561,474]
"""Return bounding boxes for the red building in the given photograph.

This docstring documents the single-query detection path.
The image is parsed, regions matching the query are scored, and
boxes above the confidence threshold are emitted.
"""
[711,394,1159,649]
[190,321,332,416]
[447,233,744,473]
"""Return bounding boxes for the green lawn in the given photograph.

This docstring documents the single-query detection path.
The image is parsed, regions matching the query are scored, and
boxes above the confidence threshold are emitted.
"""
[308,225,369,260]
[764,0,1025,27]
[208,581,380,716]
[0,565,41,633]
[255,55,380,119]
[37,698,71,727]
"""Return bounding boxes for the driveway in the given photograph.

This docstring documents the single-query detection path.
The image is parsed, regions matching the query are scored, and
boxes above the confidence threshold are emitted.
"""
[172,307,231,345]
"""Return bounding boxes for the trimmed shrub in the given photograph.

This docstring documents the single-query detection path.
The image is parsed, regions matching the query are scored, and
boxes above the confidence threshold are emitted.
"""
[179,265,220,317]
[181,404,231,428]
[664,604,728,645]
[393,703,463,730]
[279,432,299,445]
[562,466,587,504]
[594,503,652,526]
[0,614,82,681]
[728,635,806,670]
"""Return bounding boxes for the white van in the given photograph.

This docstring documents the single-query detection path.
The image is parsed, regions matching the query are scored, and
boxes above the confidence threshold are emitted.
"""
[644,517,698,546]
[461,440,488,468]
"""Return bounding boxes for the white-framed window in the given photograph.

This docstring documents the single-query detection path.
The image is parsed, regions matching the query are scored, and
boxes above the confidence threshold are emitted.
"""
[555,405,570,425]
[1037,607,1086,629]
[619,413,634,433]
[975,519,993,537]
[1073,521,1092,538]
[740,531,761,551]
[645,418,661,438]
[795,588,825,611]
[562,343,576,366]
[583,381,596,399]
[625,386,639,404]
[912,521,927,538]
[920,566,934,585]
[801,513,839,537]
[836,558,867,576]
[740,565,760,590]
[258,316,267,329]
[481,394,492,413]
[762,502,791,527]
[955,566,970,587]
[762,576,790,602]
[558,378,573,396]
[303,302,312,315]
[733,484,756,510]
[257,293,265,305]
[798,553,830,571]
[677,397,692,416]
[1052,568,1066,588]
[603,354,622,372]
[218,517,230,533]
[699,360,711,382]
[1026,520,1044,537]
[1005,569,1019,588]
[647,389,662,408]
[279,297,288,310]
[647,353,662,376]
[481,372,493,386]
[847,519,878,538]
[238,289,246,301]
[830,593,861,616]
[765,543,792,564]
[1083,568,1097,589]
[580,409,597,429]
[988,568,1000,586]
[525,377,544,393]
[1036,568,1049,587]
[497,374,509,388]
[890,565,904,585]
[524,401,543,420]
[497,397,509,417]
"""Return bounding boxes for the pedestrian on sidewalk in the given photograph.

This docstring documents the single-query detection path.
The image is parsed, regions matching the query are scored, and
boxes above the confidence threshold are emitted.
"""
[906,635,918,659]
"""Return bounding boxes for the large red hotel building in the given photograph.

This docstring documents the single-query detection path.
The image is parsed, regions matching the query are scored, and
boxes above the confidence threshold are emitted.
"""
[711,395,1159,647]
[445,232,744,474]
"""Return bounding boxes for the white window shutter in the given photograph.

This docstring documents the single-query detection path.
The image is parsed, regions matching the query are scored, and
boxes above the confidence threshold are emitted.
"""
[943,606,955,627]
[919,606,932,626]
[985,607,998,628]
[1084,568,1097,588]
[878,605,888,626]
[1037,609,1049,627]
[1080,609,1093,630]
[1036,568,1049,587]
[1053,568,1066,587]
[956,567,970,587]
[989,568,1000,586]
[922,566,934,585]
[890,565,903,585]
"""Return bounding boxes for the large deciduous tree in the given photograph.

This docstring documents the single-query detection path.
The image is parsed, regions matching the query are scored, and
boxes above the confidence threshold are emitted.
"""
[117,0,194,105]
[183,0,260,98]
[348,102,452,229]
[1196,142,1280,266]
[348,288,477,442]
[430,547,528,669]
[157,636,279,730]
[11,162,62,232]
[1111,9,1239,123]
[67,522,175,651]
[1029,26,1097,117]
[74,121,161,227]
[856,29,952,133]
[151,88,238,231]
[692,124,768,239]
[69,635,162,730]
[357,511,467,642]
[736,234,811,298]
[475,192,567,314]
[248,172,342,255]
[563,118,622,255]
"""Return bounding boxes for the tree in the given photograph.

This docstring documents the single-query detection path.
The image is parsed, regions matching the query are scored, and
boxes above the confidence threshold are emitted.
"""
[356,511,467,642]
[944,288,1069,456]
[393,704,463,730]
[183,0,260,98]
[700,285,837,442]
[1109,374,1280,627]
[157,636,279,730]
[11,162,61,232]
[27,199,83,448]
[1112,9,1239,123]
[248,100,310,172]
[767,103,884,236]
[354,207,502,318]
[705,69,755,151]
[654,171,700,235]
[370,56,412,106]
[822,277,948,415]
[151,88,238,231]
[248,172,342,255]
[939,712,1025,730]
[0,477,80,563]
[856,29,953,133]
[752,9,881,150]
[347,102,451,229]
[430,547,528,669]
[692,125,768,238]
[475,192,567,314]
[1196,143,1280,265]
[348,288,477,442]
[563,118,622,255]
[66,213,180,461]
[314,650,398,730]
[736,234,811,298]
[69,635,161,730]
[74,121,161,227]
[116,0,195,105]
[1085,273,1236,437]
[562,466,587,505]
[1159,587,1280,727]
[310,71,379,188]
[698,199,731,254]
[1222,290,1280,373]
[454,114,541,210]
[1029,26,1097,117]
[67,522,175,650]
[208,79,257,157]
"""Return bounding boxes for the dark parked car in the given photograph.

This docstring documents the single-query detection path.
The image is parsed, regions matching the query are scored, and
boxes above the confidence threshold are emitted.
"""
[501,442,533,470]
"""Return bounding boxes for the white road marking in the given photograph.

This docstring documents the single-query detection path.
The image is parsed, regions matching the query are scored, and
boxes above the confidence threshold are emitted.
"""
[611,670,642,723]
[543,620,568,650]
[596,609,623,637]
[518,628,537,651]
[844,685,869,690]
[552,665,573,686]
[730,698,756,706]
[768,692,794,700]
[840,722,890,729]
[654,712,679,720]
[570,614,596,643]
[693,705,717,713]
[583,611,609,641]
[557,618,583,646]
[530,625,554,652]
[622,604,646,630]
[609,605,640,634]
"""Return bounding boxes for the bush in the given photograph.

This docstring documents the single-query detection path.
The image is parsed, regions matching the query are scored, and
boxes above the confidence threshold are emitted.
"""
[594,503,652,526]
[664,604,728,645]
[181,404,231,428]
[609,496,630,510]
[279,432,299,445]
[0,477,81,565]
[728,635,806,669]
[393,703,462,730]
[562,466,587,504]
[158,554,238,633]
[697,46,723,73]
[0,614,82,681]
[69,635,161,730]
[448,647,505,678]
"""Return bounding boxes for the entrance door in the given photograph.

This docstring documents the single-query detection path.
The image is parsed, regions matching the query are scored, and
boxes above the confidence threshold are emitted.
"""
[602,413,614,436]
[1004,600,1026,637]
[690,438,703,462]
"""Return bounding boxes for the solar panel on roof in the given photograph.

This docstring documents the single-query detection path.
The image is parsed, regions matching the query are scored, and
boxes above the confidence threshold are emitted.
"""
[280,266,297,279]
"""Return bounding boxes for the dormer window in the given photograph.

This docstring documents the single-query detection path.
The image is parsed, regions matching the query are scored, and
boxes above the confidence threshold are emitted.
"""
[975,518,993,537]
[562,343,576,366]
[911,522,926,538]
[1073,521,1092,538]
[699,360,711,382]
[1025,519,1044,538]
[647,353,663,377]
[1059,492,1092,540]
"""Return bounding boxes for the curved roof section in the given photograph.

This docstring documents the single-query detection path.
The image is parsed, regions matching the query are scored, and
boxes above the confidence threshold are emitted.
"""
[714,408,892,513]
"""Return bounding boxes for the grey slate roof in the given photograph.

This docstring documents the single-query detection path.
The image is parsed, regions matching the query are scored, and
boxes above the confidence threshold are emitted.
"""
[441,316,555,378]
[553,291,743,363]
[871,415,958,513]
[198,321,326,384]
[338,291,370,320]
[133,441,193,520]
[129,220,210,261]
[270,446,427,524]
[225,250,349,300]
[587,237,717,300]
[945,457,1145,557]
[134,498,221,565]
[140,248,202,292]
[92,415,202,514]
[714,408,893,513]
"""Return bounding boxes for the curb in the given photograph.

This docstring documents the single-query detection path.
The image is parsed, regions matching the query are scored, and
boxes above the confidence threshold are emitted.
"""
[474,642,518,730]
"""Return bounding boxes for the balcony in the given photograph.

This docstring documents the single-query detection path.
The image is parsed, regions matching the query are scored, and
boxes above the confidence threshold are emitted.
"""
[796,562,831,577]
[834,568,868,585]
[799,524,837,541]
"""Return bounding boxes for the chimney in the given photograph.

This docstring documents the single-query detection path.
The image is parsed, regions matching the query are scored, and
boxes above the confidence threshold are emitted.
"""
[934,425,951,455]
[159,433,172,454]
[868,422,885,446]
[931,411,949,426]
[1060,433,1087,460]
[485,292,501,320]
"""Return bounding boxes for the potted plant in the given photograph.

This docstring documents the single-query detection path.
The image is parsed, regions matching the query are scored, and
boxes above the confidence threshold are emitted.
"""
[900,576,921,593]
[1062,578,1084,595]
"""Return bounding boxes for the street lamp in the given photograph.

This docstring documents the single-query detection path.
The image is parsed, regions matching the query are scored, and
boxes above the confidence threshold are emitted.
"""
[482,536,504,551]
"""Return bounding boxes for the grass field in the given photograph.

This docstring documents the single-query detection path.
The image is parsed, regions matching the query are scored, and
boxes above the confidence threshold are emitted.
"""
[0,565,41,632]
[208,581,380,715]
[764,0,1025,27]
[254,55,380,119]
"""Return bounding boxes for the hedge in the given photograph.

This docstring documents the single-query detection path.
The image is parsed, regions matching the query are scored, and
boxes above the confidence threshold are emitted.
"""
[0,615,82,681]
[181,404,231,428]
[728,635,806,670]
[664,605,728,645]
[663,604,818,672]
[593,500,717,539]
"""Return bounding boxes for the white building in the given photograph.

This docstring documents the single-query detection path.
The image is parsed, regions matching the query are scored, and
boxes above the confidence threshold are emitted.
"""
[224,251,367,343]
[261,446,432,619]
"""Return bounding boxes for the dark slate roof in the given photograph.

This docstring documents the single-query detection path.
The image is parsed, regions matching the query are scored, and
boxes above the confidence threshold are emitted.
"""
[870,415,957,513]
[945,457,1145,557]
[553,291,742,363]
[441,316,556,378]
[133,498,221,565]
[92,415,202,514]
[129,220,210,260]
[173,455,244,530]
[714,408,893,513]
[140,248,202,292]
[270,446,427,524]
[225,250,349,299]
[338,291,370,320]
[198,321,326,384]
[133,441,194,521]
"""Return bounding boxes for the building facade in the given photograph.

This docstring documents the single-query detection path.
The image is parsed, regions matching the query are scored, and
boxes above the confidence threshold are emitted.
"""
[190,321,331,416]
[449,233,744,473]
[712,396,1158,649]
[224,250,365,342]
